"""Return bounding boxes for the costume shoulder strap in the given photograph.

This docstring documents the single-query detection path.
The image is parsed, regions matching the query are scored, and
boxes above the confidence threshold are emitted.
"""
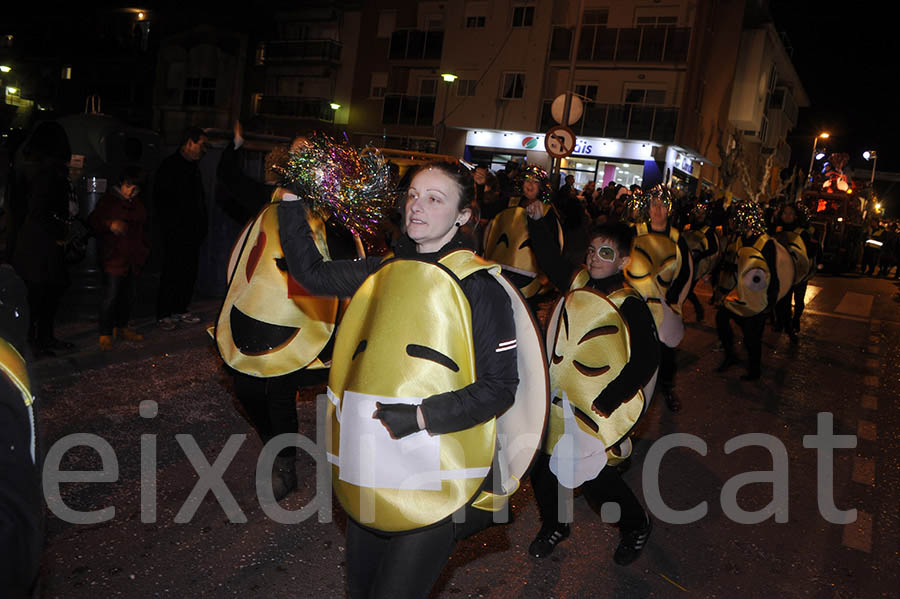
[569,267,591,291]
[439,249,496,280]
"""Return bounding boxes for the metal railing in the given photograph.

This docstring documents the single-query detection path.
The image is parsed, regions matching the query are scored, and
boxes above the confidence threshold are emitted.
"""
[262,39,342,63]
[382,94,436,127]
[540,100,678,142]
[255,96,333,120]
[550,26,691,63]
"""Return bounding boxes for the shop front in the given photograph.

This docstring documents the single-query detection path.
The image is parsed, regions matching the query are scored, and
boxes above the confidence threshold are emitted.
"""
[463,130,712,197]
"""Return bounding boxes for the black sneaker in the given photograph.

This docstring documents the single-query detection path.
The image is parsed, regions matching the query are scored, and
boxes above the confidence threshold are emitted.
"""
[613,517,652,565]
[528,523,570,558]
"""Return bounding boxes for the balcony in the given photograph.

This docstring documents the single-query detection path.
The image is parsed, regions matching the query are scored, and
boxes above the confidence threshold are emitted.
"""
[550,26,691,63]
[389,29,443,61]
[540,100,678,143]
[382,94,436,127]
[262,39,342,63]
[255,96,334,121]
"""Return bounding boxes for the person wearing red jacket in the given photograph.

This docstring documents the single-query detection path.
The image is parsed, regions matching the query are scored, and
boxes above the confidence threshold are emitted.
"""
[88,166,150,350]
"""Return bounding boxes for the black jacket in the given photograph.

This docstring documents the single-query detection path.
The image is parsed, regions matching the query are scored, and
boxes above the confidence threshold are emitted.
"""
[153,150,208,247]
[527,218,659,415]
[278,200,519,434]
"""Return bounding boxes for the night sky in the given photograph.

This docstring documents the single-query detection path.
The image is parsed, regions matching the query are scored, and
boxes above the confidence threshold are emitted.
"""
[770,4,899,178]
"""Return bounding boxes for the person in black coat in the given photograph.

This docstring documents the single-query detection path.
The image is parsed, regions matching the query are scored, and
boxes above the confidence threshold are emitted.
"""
[154,126,209,329]
[12,121,75,358]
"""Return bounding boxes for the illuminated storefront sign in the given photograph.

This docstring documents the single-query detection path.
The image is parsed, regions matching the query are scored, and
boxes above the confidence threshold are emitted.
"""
[465,130,654,161]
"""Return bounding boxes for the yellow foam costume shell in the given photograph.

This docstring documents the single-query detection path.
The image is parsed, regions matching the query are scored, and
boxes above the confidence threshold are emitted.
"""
[626,223,692,323]
[327,250,547,532]
[483,200,562,298]
[683,225,723,281]
[216,202,339,377]
[775,230,816,285]
[543,271,650,455]
[724,235,794,317]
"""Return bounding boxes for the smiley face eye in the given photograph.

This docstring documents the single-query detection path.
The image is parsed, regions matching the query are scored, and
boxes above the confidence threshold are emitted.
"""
[406,344,459,372]
[274,257,288,272]
[573,361,610,377]
[743,268,767,291]
[496,233,510,248]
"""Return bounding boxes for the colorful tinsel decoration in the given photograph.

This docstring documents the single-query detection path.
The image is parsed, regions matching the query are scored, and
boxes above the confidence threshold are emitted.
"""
[627,184,672,222]
[689,195,711,222]
[274,134,395,238]
[517,164,553,203]
[730,199,766,236]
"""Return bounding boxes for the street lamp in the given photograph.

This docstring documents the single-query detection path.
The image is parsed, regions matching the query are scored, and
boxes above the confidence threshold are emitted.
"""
[864,150,878,185]
[807,132,830,182]
[438,73,457,152]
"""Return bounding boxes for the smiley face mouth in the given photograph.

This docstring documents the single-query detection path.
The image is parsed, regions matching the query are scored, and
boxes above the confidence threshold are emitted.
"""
[230,306,300,355]
[552,395,601,431]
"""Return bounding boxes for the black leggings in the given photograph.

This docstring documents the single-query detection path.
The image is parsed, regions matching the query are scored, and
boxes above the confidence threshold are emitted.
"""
[530,452,646,532]
[346,519,456,599]
[156,241,200,319]
[658,343,677,390]
[230,369,325,458]
[716,308,768,375]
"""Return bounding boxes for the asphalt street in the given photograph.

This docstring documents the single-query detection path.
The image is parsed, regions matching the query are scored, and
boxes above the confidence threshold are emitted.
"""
[31,273,900,598]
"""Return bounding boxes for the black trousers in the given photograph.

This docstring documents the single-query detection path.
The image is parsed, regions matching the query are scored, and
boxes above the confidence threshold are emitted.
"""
[25,280,65,347]
[99,271,137,335]
[530,452,646,533]
[716,308,768,376]
[230,369,325,458]
[659,343,677,390]
[156,241,200,319]
[347,519,456,599]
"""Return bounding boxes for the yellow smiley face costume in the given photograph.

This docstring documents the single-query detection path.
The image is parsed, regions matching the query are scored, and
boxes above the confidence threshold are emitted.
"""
[216,201,339,377]
[683,225,724,281]
[326,250,547,532]
[483,199,562,298]
[723,235,794,317]
[775,229,817,285]
[625,223,692,320]
[0,337,35,462]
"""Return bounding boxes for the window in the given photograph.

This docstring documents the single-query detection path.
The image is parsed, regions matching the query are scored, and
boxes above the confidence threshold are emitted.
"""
[583,9,609,25]
[512,6,534,27]
[457,79,477,97]
[636,15,678,27]
[419,78,438,97]
[500,73,525,99]
[424,14,444,30]
[183,77,215,106]
[465,1,487,28]
[624,88,665,105]
[61,66,72,80]
[370,72,388,98]
[377,11,397,38]
[574,84,598,102]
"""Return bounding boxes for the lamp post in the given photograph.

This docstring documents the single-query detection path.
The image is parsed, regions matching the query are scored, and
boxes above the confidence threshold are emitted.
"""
[438,73,457,152]
[864,150,878,185]
[807,132,830,183]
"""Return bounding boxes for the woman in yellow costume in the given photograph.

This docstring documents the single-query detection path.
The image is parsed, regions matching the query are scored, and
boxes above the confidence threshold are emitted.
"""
[278,159,542,598]
[524,210,658,565]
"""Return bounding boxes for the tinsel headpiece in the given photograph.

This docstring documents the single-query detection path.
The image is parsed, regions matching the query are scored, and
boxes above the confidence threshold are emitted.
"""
[731,200,766,236]
[627,184,672,222]
[273,134,395,237]
[517,164,552,202]
[690,195,710,222]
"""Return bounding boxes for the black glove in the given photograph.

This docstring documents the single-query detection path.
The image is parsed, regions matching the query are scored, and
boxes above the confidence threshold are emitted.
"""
[373,402,421,439]
[591,390,621,418]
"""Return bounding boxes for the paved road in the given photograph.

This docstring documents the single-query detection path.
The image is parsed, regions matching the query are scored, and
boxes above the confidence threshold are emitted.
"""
[32,273,900,598]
